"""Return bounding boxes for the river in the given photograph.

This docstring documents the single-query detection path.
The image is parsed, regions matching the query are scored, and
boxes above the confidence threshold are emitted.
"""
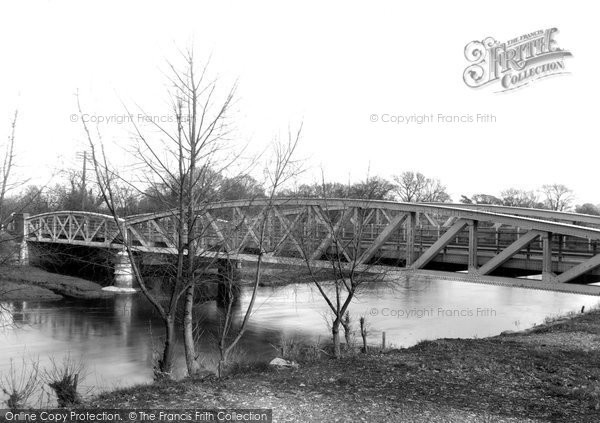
[1,275,599,405]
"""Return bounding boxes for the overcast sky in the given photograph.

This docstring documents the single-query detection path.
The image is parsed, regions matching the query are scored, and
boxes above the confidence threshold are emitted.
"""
[0,0,597,203]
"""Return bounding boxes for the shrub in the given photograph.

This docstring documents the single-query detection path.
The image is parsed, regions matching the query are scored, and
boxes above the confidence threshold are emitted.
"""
[42,354,85,408]
[0,357,40,411]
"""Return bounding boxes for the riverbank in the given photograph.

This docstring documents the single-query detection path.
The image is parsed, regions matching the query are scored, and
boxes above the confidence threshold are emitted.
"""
[240,262,378,287]
[87,307,600,422]
[0,266,115,300]
[239,262,321,287]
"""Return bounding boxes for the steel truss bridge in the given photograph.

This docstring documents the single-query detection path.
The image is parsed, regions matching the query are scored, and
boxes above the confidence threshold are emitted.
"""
[16,199,600,295]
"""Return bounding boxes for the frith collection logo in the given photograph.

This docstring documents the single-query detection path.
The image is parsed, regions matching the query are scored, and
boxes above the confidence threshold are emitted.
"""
[463,28,572,92]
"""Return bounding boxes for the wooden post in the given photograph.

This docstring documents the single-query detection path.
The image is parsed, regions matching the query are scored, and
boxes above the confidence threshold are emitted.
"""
[360,316,368,354]
[381,331,386,351]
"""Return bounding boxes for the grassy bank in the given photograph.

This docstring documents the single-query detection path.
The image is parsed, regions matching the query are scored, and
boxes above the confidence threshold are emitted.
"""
[0,266,114,300]
[0,279,63,301]
[87,308,600,422]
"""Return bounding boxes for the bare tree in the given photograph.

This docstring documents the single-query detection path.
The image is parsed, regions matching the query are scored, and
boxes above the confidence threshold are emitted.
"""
[500,188,541,208]
[0,110,18,224]
[348,176,394,200]
[0,110,28,269]
[540,184,574,211]
[293,176,387,358]
[215,127,301,376]
[81,50,301,379]
[392,171,450,203]
[80,50,237,378]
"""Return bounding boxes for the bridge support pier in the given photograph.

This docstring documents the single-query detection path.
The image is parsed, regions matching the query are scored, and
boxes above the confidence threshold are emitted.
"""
[114,251,134,289]
[18,241,29,266]
[14,213,29,266]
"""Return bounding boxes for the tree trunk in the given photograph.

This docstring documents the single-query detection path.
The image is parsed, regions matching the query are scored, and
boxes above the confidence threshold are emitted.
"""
[360,317,368,353]
[217,359,226,378]
[157,316,176,379]
[217,346,228,378]
[342,320,352,349]
[183,284,199,376]
[332,320,341,359]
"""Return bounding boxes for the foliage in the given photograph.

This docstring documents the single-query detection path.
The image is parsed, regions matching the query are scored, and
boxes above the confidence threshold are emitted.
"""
[460,193,503,205]
[461,185,576,212]
[575,203,600,216]
[279,175,395,201]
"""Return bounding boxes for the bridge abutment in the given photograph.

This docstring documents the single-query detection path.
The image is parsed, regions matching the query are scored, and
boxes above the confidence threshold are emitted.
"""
[14,213,30,266]
[19,242,29,266]
[113,250,135,289]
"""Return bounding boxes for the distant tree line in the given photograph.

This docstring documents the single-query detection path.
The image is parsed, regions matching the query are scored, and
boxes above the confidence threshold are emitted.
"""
[276,171,453,203]
[2,170,598,220]
[1,170,454,219]
[460,184,599,215]
[1,172,267,219]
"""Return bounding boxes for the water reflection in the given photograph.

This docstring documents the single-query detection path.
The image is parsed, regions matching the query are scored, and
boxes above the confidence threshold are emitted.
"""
[1,275,599,403]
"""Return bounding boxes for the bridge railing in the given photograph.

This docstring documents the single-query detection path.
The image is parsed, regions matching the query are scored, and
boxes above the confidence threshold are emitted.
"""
[24,212,124,246]
[433,203,600,228]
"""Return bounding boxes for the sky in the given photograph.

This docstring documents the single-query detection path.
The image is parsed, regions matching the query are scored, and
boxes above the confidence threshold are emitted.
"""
[0,0,598,203]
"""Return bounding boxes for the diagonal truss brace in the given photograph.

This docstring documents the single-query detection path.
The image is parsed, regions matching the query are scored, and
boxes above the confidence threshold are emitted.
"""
[357,213,408,264]
[555,253,600,284]
[310,206,353,261]
[477,230,542,275]
[411,219,469,270]
[272,207,306,257]
[234,206,268,253]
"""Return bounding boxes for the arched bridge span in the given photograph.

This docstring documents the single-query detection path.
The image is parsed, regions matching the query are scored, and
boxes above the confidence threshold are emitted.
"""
[17,199,600,294]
